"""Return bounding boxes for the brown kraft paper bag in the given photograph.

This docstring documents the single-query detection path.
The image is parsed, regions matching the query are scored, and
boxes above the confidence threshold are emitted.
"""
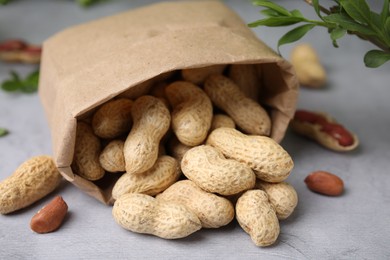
[38,1,299,204]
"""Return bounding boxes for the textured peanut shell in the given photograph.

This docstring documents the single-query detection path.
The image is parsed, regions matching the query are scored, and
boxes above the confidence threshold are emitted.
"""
[236,189,280,247]
[92,98,133,139]
[206,127,293,183]
[290,44,326,88]
[290,111,359,152]
[112,193,202,239]
[181,64,226,85]
[210,114,235,132]
[228,64,261,101]
[165,81,213,146]
[112,156,180,200]
[256,180,298,220]
[204,74,271,136]
[157,180,234,228]
[181,145,256,196]
[72,122,105,181]
[0,156,62,214]
[124,95,171,175]
[99,140,125,173]
[166,136,192,166]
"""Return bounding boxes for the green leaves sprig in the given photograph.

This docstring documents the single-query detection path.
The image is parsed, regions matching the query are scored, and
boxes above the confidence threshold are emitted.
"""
[249,0,390,68]
[1,70,39,93]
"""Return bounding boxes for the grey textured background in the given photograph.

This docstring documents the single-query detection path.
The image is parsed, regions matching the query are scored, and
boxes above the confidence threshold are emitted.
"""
[0,1,389,259]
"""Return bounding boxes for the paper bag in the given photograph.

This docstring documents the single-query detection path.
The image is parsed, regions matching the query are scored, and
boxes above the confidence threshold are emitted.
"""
[39,1,299,204]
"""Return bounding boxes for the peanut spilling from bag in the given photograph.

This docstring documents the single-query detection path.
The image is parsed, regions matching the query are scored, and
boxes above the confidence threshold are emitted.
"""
[69,64,298,246]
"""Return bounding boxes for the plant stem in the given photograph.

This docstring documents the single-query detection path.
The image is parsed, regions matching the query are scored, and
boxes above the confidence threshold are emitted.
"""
[304,0,330,15]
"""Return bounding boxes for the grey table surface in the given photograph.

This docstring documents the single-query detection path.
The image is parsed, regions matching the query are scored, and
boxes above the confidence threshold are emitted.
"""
[0,1,389,259]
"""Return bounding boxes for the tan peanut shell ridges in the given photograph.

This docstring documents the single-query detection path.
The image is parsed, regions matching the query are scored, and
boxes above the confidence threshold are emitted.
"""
[207,127,293,183]
[112,155,180,200]
[73,122,105,181]
[165,81,213,146]
[157,180,235,228]
[256,180,298,220]
[181,145,256,196]
[99,140,125,173]
[236,189,280,247]
[92,98,133,139]
[124,95,171,175]
[0,156,62,214]
[204,74,271,136]
[112,193,202,239]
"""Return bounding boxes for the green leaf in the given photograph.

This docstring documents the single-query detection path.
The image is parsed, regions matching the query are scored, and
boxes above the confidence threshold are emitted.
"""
[24,70,39,86]
[312,0,322,18]
[1,80,22,92]
[386,17,390,35]
[248,17,305,27]
[252,0,291,16]
[21,71,39,93]
[339,0,371,25]
[0,128,8,137]
[364,50,390,67]
[381,0,389,25]
[291,9,304,18]
[278,24,316,51]
[260,9,280,17]
[330,27,347,47]
[10,71,21,82]
[370,12,382,29]
[324,13,376,35]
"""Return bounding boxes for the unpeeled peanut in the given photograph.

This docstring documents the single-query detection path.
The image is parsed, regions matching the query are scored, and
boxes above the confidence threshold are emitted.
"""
[256,180,298,220]
[112,155,180,200]
[181,64,226,85]
[124,95,171,175]
[165,81,213,146]
[290,43,326,88]
[181,145,256,196]
[207,127,293,183]
[157,180,234,228]
[228,64,261,101]
[92,98,133,139]
[112,193,202,239]
[0,156,62,214]
[99,140,125,173]
[236,189,280,247]
[73,122,105,181]
[166,136,191,165]
[204,74,271,136]
[210,114,235,132]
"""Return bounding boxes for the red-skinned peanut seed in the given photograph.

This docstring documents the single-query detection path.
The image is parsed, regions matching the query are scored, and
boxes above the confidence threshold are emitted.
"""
[30,196,68,234]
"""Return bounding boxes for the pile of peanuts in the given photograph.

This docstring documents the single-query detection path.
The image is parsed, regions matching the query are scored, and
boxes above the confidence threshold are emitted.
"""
[72,64,298,247]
